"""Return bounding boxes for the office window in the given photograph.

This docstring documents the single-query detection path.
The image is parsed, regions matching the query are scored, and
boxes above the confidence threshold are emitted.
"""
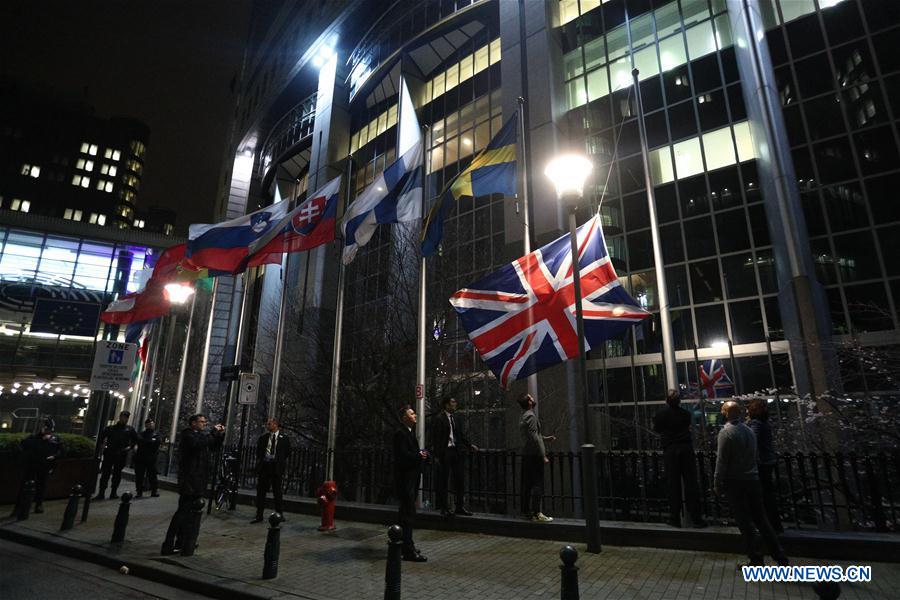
[100,164,118,176]
[134,219,145,229]
[129,141,146,158]
[96,180,106,191]
[10,198,29,212]
[21,163,40,177]
[103,148,121,161]
[673,138,704,178]
[81,143,99,156]
[88,213,107,226]
[63,208,83,221]
[76,159,94,172]
[702,126,737,170]
[126,159,143,175]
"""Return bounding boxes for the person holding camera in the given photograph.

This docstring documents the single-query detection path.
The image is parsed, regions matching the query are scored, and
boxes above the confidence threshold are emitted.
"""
[18,418,62,514]
[161,413,224,555]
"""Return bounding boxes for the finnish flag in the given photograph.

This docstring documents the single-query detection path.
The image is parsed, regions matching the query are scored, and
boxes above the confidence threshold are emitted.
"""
[341,78,422,264]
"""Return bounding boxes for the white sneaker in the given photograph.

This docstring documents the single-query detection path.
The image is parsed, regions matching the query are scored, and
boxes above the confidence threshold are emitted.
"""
[532,512,553,523]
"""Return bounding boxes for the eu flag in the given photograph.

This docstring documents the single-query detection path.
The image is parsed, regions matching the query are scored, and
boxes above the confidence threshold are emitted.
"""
[31,298,102,337]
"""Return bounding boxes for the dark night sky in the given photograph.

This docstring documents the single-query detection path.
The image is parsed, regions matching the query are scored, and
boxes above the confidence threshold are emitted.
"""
[1,0,253,234]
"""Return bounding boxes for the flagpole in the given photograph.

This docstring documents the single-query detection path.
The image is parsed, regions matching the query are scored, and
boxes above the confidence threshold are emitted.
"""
[633,69,678,391]
[269,243,291,421]
[195,277,218,413]
[139,318,163,426]
[224,269,254,447]
[416,124,429,457]
[325,161,353,482]
[166,292,196,475]
[517,97,539,402]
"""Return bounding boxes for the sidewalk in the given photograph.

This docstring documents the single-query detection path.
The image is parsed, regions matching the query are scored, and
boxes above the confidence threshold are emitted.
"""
[2,490,899,600]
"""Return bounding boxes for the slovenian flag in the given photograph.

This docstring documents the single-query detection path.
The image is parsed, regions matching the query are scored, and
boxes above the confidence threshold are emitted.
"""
[341,78,422,264]
[187,200,290,273]
[246,175,342,266]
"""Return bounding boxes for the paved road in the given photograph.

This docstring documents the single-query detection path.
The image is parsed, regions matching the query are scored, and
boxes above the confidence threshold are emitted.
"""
[4,492,900,599]
[0,539,210,600]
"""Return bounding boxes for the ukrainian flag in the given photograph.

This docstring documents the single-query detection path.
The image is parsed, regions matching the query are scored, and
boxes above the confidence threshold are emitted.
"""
[421,113,518,257]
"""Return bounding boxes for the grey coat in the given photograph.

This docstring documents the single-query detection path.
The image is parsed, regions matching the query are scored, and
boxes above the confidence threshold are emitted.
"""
[519,409,546,457]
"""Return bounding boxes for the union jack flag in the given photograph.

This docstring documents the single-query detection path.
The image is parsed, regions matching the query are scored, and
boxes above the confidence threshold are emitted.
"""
[697,359,734,398]
[449,214,650,388]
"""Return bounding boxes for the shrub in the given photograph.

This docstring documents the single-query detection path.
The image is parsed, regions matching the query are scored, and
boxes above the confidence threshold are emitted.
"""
[0,432,95,459]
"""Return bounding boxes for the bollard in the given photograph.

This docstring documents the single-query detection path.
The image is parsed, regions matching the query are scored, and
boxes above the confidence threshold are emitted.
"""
[812,581,842,599]
[60,484,83,531]
[559,545,580,600]
[262,512,285,579]
[110,492,133,543]
[82,457,100,523]
[179,498,205,557]
[15,480,35,521]
[384,525,403,600]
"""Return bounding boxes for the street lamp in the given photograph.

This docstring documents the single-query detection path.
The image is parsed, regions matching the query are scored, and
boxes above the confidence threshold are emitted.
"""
[544,152,602,553]
[164,282,195,305]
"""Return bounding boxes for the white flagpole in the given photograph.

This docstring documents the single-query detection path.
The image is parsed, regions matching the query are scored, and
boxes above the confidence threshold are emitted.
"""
[325,161,352,481]
[517,97,539,402]
[269,248,292,420]
[415,118,428,453]
[138,318,163,426]
[224,269,254,446]
[195,277,218,413]
[166,292,196,474]
[633,69,677,391]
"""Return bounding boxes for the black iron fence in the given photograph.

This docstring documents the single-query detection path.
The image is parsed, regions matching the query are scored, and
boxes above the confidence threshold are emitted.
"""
[227,446,899,532]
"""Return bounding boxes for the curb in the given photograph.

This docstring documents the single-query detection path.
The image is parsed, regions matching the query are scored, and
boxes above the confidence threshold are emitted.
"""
[0,521,331,600]
[126,471,900,563]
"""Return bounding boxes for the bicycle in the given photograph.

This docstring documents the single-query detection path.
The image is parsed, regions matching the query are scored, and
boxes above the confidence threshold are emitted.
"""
[213,451,240,512]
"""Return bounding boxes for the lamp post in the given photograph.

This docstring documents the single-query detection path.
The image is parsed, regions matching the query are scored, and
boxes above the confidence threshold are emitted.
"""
[163,282,196,475]
[544,154,601,553]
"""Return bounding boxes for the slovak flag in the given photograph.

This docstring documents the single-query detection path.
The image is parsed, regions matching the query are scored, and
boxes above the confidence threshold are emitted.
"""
[450,214,650,389]
[246,175,341,267]
[187,200,290,273]
[698,359,734,398]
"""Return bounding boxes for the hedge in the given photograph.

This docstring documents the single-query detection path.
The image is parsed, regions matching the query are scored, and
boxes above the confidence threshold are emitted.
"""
[0,432,95,459]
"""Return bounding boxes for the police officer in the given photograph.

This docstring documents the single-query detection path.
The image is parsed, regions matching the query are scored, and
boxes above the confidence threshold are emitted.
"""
[94,410,138,500]
[19,418,62,513]
[134,418,161,498]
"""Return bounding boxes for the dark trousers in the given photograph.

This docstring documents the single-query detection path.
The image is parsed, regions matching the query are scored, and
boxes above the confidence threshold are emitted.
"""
[163,494,200,550]
[134,458,158,494]
[724,478,787,565]
[435,447,466,511]
[397,486,417,556]
[98,451,127,494]
[663,443,703,522]
[255,463,284,517]
[520,454,545,515]
[19,466,50,507]
[758,463,783,533]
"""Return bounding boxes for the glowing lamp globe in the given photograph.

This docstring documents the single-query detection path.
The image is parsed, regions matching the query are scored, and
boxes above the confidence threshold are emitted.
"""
[544,154,593,200]
[164,283,195,305]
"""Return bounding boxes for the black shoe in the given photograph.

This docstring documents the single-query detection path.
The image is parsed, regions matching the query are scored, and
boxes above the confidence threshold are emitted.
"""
[34,505,44,514]
[666,518,682,528]
[135,493,143,498]
[440,509,454,518]
[402,553,428,562]
[161,546,177,556]
[110,493,119,500]
[455,507,473,516]
[151,492,160,497]
[93,493,105,501]
[251,516,264,524]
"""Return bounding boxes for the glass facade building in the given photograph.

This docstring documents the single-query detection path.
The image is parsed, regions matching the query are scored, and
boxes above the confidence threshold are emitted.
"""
[202,0,899,453]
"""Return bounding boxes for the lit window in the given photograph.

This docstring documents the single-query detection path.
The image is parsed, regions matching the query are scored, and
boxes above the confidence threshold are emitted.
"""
[30,165,40,178]
[81,177,90,188]
[673,138,704,179]
[702,126,737,171]
[733,121,755,162]
[10,198,22,211]
[104,148,113,159]
[21,164,30,175]
[76,159,94,172]
[104,148,122,160]
[89,144,98,156]
[164,224,174,235]
[72,175,81,186]
[63,208,84,221]
[134,219,145,229]
[650,147,675,185]
[100,164,117,175]
[80,142,90,153]
[98,214,106,225]
[129,140,145,158]
[64,208,73,219]
[96,180,106,191]
[105,181,114,193]
[113,150,121,161]
[20,200,30,213]
[126,159,143,174]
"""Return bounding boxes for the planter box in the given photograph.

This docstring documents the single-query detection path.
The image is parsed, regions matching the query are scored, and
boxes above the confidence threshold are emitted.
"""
[0,454,96,504]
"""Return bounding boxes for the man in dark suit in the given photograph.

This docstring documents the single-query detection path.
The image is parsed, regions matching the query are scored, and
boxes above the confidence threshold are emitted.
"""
[134,418,161,498]
[432,397,478,518]
[18,418,62,514]
[252,418,291,523]
[393,405,428,562]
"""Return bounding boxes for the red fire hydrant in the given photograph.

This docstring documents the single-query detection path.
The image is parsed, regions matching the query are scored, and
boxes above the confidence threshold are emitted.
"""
[316,480,338,531]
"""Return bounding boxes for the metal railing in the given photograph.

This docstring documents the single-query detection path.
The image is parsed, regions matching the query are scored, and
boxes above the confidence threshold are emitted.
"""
[226,446,899,532]
[259,92,317,181]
